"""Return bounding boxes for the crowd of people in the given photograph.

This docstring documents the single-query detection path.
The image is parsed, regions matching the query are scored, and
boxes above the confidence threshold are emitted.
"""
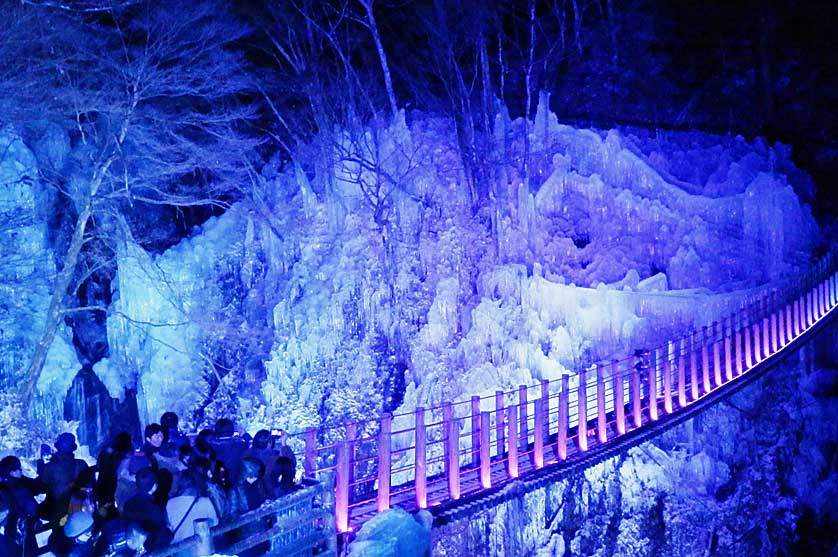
[0,413,300,557]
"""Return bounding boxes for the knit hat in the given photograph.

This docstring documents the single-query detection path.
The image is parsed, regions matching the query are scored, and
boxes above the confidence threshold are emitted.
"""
[64,511,94,538]
[55,432,77,453]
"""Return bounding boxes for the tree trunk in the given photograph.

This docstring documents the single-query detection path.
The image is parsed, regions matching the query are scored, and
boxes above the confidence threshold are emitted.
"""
[362,0,398,118]
[21,160,112,409]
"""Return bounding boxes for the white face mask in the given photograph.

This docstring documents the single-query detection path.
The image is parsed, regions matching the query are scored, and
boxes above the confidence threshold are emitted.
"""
[246,476,258,484]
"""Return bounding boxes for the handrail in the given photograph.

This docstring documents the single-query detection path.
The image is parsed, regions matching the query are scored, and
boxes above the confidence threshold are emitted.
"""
[145,475,335,557]
[298,251,838,532]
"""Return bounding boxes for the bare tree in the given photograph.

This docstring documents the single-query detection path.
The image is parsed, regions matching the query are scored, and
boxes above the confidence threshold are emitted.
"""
[0,1,261,409]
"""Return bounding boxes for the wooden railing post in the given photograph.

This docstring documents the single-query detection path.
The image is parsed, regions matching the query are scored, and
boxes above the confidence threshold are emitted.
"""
[596,364,608,443]
[631,359,643,427]
[479,411,491,488]
[518,385,529,453]
[663,355,673,414]
[414,407,427,509]
[677,340,687,408]
[701,326,711,394]
[807,291,814,326]
[724,317,733,382]
[442,402,460,500]
[471,396,481,466]
[533,398,545,468]
[778,305,787,347]
[345,422,358,499]
[785,303,793,343]
[762,316,770,357]
[753,323,762,363]
[507,405,519,477]
[335,442,350,533]
[794,298,803,337]
[613,360,626,434]
[648,354,658,421]
[744,317,753,369]
[712,324,722,387]
[304,427,317,478]
[557,376,569,460]
[194,518,214,557]
[377,414,392,512]
[541,380,550,441]
[771,310,779,352]
[735,319,744,376]
[578,369,588,450]
[495,390,505,458]
[690,334,699,400]
[819,282,826,317]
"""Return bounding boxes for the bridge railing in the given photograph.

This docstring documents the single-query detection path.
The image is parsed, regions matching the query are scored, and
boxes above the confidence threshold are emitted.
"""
[293,252,837,532]
[145,475,336,557]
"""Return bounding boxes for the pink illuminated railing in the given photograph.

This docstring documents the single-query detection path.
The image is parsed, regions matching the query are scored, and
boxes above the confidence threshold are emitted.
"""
[290,255,838,533]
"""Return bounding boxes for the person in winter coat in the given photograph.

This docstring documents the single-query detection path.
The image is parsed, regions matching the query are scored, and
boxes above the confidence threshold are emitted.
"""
[95,432,133,518]
[38,433,88,524]
[1,455,46,555]
[269,456,301,499]
[0,494,23,557]
[95,519,148,557]
[160,412,189,456]
[165,474,219,543]
[227,457,270,557]
[62,511,97,557]
[121,468,172,552]
[209,419,247,485]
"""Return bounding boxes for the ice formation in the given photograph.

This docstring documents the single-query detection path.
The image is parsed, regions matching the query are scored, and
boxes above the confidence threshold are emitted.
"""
[0,100,822,450]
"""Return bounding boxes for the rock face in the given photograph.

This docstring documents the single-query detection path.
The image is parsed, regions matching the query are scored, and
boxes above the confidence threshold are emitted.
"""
[431,323,838,556]
[0,129,79,440]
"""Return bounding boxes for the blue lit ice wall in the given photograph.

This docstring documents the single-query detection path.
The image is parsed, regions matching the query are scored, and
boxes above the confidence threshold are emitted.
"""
[81,101,819,436]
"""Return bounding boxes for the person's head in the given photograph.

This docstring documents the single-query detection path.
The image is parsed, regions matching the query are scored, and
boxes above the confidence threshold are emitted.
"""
[144,423,164,448]
[112,431,133,454]
[240,457,263,485]
[0,456,21,480]
[64,511,95,543]
[160,411,179,433]
[252,429,273,450]
[55,432,77,454]
[272,456,296,487]
[126,523,148,552]
[135,467,157,495]
[214,418,234,437]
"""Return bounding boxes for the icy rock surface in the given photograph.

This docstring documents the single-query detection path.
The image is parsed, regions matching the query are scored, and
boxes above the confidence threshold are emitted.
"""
[97,107,821,434]
[347,508,432,557]
[0,129,78,446]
